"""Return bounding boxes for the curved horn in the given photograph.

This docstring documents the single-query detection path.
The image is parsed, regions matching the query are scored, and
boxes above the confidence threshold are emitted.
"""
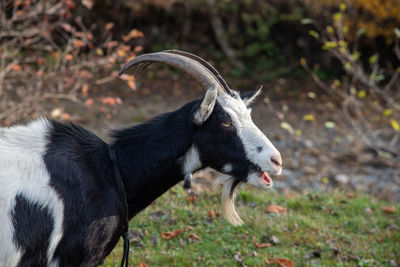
[164,50,234,96]
[119,51,227,94]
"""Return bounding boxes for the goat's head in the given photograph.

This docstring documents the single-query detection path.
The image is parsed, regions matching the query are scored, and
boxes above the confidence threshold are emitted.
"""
[120,50,282,225]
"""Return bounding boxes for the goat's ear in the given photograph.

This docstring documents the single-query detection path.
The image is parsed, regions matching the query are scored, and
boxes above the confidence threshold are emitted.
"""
[193,85,218,125]
[241,86,262,107]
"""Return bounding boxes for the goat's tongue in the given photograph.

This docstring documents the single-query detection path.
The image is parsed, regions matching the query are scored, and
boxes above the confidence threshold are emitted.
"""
[261,171,272,184]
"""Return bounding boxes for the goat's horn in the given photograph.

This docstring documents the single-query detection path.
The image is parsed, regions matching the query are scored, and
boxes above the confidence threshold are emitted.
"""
[163,50,234,96]
[119,51,227,94]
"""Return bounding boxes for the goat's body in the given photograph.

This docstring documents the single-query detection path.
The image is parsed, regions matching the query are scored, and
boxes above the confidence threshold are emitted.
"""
[0,101,199,266]
[0,119,123,266]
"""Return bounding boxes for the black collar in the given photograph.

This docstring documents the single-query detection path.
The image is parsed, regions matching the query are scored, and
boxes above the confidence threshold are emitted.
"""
[108,145,130,267]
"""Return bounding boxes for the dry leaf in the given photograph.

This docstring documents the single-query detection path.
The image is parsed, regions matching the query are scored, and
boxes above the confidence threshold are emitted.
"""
[265,205,287,215]
[265,258,294,267]
[186,195,198,203]
[208,210,216,218]
[74,39,85,48]
[82,0,94,9]
[11,64,22,71]
[252,236,271,248]
[381,206,396,214]
[85,98,94,106]
[105,22,115,31]
[188,233,201,241]
[61,23,73,32]
[138,263,148,267]
[81,84,89,97]
[161,229,183,240]
[102,97,116,106]
[65,54,73,61]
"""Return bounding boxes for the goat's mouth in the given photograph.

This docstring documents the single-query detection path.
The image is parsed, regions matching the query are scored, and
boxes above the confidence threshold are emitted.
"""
[260,171,273,187]
[249,164,273,188]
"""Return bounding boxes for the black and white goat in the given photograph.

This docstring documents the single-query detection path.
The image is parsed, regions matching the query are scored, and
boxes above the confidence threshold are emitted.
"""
[0,50,282,266]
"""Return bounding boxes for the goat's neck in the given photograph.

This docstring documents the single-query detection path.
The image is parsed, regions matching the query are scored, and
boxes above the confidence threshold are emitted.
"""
[112,101,200,219]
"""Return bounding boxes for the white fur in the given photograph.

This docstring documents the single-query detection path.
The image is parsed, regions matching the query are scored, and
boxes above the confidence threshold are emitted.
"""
[220,177,243,226]
[222,163,233,173]
[194,85,218,125]
[182,145,202,178]
[0,119,64,267]
[217,94,282,175]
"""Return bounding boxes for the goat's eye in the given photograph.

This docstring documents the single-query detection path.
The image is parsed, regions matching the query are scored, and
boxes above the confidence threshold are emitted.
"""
[221,121,232,127]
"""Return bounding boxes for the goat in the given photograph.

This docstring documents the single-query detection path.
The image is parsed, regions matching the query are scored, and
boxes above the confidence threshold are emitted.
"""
[0,50,282,267]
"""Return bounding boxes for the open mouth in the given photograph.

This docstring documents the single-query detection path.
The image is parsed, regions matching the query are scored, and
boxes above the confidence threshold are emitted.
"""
[261,171,272,185]
[251,164,273,187]
[260,171,273,186]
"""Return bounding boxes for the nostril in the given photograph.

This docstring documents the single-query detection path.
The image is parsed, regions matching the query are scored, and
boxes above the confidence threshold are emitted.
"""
[270,155,282,167]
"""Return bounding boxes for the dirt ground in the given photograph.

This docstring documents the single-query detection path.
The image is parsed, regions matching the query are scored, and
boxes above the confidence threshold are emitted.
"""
[41,74,400,203]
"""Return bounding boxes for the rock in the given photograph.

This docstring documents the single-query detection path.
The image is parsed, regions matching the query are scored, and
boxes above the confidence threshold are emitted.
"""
[334,174,349,185]
[303,166,317,175]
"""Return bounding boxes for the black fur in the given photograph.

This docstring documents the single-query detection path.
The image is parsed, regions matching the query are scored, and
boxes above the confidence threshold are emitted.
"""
[25,96,254,266]
[44,121,122,266]
[12,194,54,267]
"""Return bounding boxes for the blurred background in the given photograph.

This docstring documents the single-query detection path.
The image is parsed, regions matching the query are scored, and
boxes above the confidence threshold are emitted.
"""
[0,0,399,202]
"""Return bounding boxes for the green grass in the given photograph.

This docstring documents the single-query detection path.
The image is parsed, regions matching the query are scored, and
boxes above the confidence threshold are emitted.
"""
[103,186,400,266]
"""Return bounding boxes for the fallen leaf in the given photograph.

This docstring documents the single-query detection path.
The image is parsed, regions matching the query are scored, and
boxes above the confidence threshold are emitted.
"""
[82,0,94,9]
[65,54,73,61]
[12,64,22,71]
[105,22,115,31]
[61,23,73,32]
[161,229,183,240]
[81,84,89,97]
[74,39,85,48]
[188,233,201,241]
[127,80,137,91]
[252,236,271,248]
[208,210,216,218]
[138,263,148,267]
[381,206,396,214]
[102,97,116,106]
[265,205,287,215]
[265,257,294,267]
[85,98,94,106]
[186,195,198,203]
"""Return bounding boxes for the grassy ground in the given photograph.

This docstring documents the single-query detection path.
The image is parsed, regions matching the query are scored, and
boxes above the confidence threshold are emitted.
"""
[103,185,399,266]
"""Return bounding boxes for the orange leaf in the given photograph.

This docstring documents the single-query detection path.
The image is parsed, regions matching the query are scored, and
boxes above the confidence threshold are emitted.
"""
[74,39,85,48]
[161,229,183,240]
[127,80,137,91]
[122,29,144,42]
[252,236,271,248]
[134,45,144,52]
[188,233,201,241]
[265,258,294,267]
[381,206,396,214]
[138,263,148,267]
[265,205,287,215]
[102,97,116,106]
[208,210,216,218]
[82,0,94,9]
[11,64,22,71]
[81,84,89,97]
[85,98,94,106]
[105,22,115,31]
[186,195,198,203]
[65,54,73,61]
